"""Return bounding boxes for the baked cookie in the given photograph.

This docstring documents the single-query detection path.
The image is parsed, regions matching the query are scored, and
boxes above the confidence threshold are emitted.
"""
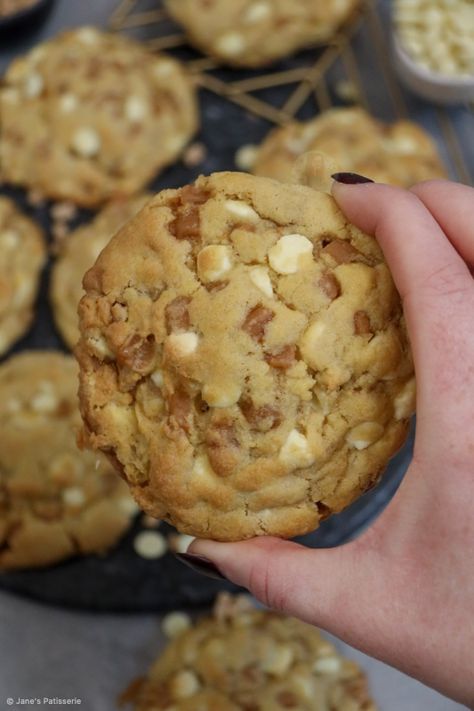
[0,27,198,207]
[0,351,137,570]
[251,107,447,186]
[165,0,359,68]
[51,194,151,350]
[77,171,415,541]
[122,594,377,710]
[0,196,46,357]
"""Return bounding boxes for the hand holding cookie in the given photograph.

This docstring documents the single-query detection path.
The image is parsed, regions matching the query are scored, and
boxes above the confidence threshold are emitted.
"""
[188,179,474,707]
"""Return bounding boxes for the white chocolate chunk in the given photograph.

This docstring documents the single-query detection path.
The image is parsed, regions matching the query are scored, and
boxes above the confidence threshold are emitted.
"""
[192,453,215,477]
[171,670,200,700]
[71,127,101,158]
[268,233,313,274]
[75,27,99,44]
[87,334,113,359]
[150,369,164,387]
[235,144,258,170]
[166,332,199,357]
[313,656,342,673]
[153,59,175,77]
[249,266,273,297]
[197,244,233,282]
[279,429,315,467]
[244,1,272,23]
[125,95,148,122]
[31,383,57,413]
[133,531,167,559]
[162,611,192,639]
[394,377,416,419]
[224,199,259,222]
[0,230,19,249]
[202,382,241,408]
[59,93,78,113]
[62,487,86,507]
[262,645,294,676]
[215,32,246,56]
[346,421,384,450]
[24,72,43,98]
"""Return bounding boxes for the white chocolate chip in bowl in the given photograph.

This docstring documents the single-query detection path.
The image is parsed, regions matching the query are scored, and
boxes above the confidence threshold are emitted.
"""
[313,656,342,674]
[162,611,192,639]
[202,381,241,408]
[23,72,43,98]
[249,266,273,298]
[214,32,246,57]
[279,429,315,468]
[268,234,313,275]
[75,27,99,44]
[71,127,101,158]
[133,530,167,559]
[197,244,233,282]
[346,421,384,450]
[224,199,259,222]
[394,377,416,419]
[165,331,199,358]
[171,670,200,700]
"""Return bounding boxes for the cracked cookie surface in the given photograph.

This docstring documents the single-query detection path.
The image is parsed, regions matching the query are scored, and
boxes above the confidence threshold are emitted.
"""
[0,351,137,570]
[51,194,150,350]
[165,0,359,68]
[0,27,198,207]
[0,196,46,357]
[252,107,447,186]
[77,171,414,541]
[123,595,377,710]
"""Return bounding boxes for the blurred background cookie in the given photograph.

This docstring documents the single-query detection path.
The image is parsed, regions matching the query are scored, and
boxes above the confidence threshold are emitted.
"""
[250,107,447,186]
[0,27,198,206]
[50,194,150,349]
[77,172,414,541]
[122,593,377,710]
[0,196,45,357]
[165,0,360,68]
[0,351,137,570]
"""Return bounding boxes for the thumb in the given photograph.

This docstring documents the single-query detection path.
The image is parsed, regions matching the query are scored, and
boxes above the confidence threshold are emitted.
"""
[188,536,373,637]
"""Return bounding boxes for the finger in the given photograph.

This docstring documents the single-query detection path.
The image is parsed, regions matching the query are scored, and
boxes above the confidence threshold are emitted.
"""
[411,180,474,266]
[331,182,474,401]
[189,536,371,639]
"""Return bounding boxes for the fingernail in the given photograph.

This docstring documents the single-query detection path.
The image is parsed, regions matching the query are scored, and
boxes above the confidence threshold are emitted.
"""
[331,172,374,184]
[174,552,227,581]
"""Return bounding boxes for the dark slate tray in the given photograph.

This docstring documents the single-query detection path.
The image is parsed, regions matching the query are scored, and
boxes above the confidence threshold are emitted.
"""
[0,0,417,611]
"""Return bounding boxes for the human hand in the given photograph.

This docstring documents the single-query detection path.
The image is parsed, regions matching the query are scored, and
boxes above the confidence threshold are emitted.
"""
[184,179,474,707]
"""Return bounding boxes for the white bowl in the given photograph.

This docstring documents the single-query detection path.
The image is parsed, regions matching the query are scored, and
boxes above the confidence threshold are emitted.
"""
[393,34,474,105]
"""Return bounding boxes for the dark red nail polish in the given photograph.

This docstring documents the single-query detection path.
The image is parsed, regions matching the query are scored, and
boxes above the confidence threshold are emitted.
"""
[175,552,227,581]
[331,172,374,184]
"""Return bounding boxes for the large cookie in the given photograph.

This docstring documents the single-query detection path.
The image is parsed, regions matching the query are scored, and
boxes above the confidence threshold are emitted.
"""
[77,171,415,541]
[0,196,46,357]
[123,595,378,710]
[51,194,151,350]
[165,0,359,68]
[0,27,198,207]
[251,107,447,186]
[0,352,137,570]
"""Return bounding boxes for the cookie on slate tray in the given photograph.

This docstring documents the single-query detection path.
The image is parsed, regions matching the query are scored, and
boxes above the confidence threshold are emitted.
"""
[0,27,198,207]
[250,107,447,186]
[122,594,378,710]
[51,194,151,350]
[0,351,138,570]
[77,171,415,541]
[0,196,46,357]
[165,0,359,68]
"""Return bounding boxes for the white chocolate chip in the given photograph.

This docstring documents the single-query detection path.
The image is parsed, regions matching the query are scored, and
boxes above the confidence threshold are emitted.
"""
[62,487,86,508]
[224,199,259,222]
[394,377,416,419]
[153,59,175,77]
[268,234,313,275]
[87,334,114,359]
[151,369,164,387]
[71,127,101,158]
[133,531,167,559]
[31,383,57,413]
[192,454,215,477]
[346,421,384,450]
[249,266,273,298]
[166,332,199,357]
[24,72,43,98]
[202,382,241,408]
[0,230,19,250]
[235,144,258,171]
[262,645,294,676]
[244,1,272,23]
[197,245,233,282]
[214,32,246,56]
[76,27,99,44]
[313,656,342,673]
[59,93,78,113]
[124,95,148,123]
[279,429,315,468]
[118,497,140,516]
[170,670,200,700]
[162,611,192,639]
